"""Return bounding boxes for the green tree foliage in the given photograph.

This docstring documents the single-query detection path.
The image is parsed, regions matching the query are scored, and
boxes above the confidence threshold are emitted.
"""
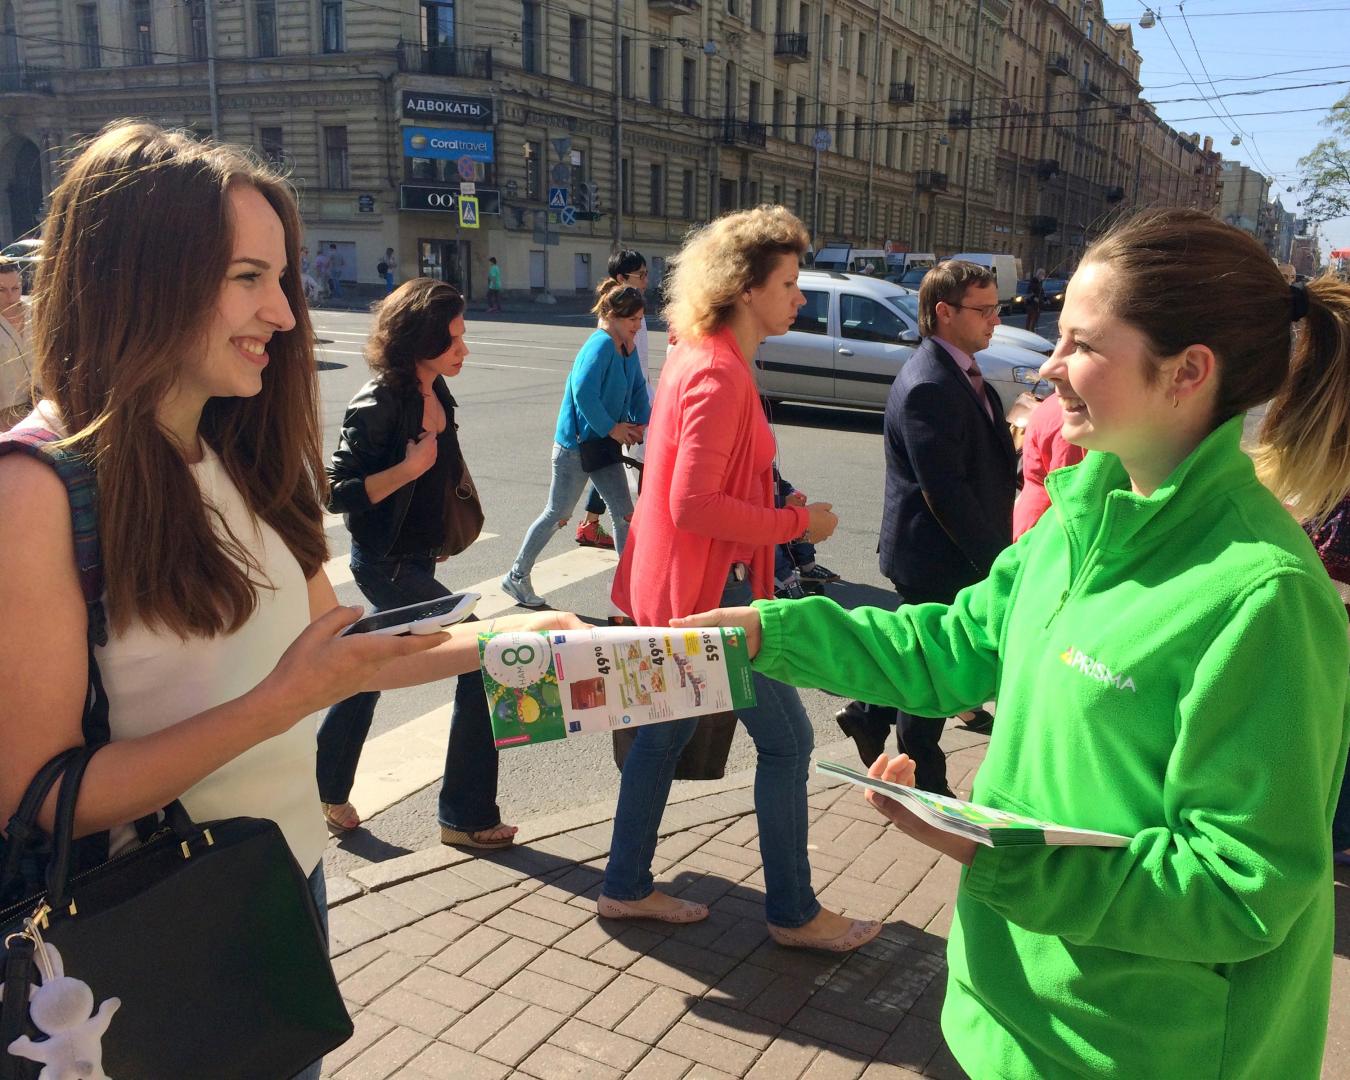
[1298,90,1350,223]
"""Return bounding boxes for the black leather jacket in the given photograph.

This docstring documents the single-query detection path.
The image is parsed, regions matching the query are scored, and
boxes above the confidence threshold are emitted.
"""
[326,376,466,559]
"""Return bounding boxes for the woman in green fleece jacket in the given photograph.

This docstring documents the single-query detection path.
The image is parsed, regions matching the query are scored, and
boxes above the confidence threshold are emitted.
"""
[676,210,1350,1079]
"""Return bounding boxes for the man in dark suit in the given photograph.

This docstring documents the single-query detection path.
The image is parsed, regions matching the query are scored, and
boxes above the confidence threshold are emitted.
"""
[835,261,1017,795]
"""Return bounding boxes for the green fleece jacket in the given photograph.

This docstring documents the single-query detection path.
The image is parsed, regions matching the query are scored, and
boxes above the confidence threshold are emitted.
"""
[753,417,1349,1079]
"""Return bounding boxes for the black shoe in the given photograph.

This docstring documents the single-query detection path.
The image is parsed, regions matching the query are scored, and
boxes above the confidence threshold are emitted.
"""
[834,705,887,769]
[960,708,995,735]
[774,576,808,600]
[797,562,841,584]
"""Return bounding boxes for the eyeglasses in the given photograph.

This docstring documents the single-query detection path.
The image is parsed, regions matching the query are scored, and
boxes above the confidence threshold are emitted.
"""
[947,302,1001,319]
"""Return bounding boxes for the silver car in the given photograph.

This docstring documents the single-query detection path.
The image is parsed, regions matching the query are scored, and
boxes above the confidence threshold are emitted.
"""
[756,271,1051,412]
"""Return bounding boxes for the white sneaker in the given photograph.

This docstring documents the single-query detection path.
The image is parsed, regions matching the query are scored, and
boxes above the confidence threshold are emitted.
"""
[501,572,547,609]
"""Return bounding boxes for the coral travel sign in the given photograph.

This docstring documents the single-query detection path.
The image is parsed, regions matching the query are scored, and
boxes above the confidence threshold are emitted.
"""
[401,91,493,125]
[402,127,494,164]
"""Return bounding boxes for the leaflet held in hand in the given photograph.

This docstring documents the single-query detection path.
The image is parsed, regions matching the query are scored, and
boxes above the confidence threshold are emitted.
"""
[481,626,756,749]
[816,760,1131,848]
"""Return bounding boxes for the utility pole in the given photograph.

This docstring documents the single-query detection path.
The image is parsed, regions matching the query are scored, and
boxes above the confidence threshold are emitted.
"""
[862,0,883,243]
[809,3,826,245]
[612,0,623,249]
[203,0,221,138]
[958,0,985,249]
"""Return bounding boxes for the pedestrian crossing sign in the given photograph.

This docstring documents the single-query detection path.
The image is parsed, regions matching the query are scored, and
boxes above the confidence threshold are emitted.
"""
[459,195,480,229]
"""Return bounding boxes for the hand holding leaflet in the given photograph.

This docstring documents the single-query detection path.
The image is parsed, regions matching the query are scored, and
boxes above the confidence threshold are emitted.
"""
[818,759,1131,848]
[480,625,757,749]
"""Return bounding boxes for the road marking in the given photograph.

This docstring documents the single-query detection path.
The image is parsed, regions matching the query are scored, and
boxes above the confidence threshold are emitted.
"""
[323,532,501,588]
[345,545,619,818]
[464,339,576,353]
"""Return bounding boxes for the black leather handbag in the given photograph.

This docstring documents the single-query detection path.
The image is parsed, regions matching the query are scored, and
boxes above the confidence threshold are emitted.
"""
[578,435,625,473]
[0,746,353,1080]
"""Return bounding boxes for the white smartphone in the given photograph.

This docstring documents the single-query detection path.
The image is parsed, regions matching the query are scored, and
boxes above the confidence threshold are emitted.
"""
[340,593,479,637]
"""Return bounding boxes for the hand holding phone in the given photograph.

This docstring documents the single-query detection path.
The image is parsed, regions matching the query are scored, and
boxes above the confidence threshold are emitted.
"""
[340,593,479,637]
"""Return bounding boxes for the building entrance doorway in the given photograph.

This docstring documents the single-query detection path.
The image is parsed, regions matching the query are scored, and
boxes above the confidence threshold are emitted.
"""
[419,238,471,297]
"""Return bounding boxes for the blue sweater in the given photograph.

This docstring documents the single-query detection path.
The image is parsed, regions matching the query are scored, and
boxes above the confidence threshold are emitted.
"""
[555,330,651,449]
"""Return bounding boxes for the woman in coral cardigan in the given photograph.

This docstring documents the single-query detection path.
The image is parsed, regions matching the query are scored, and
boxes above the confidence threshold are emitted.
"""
[597,206,881,952]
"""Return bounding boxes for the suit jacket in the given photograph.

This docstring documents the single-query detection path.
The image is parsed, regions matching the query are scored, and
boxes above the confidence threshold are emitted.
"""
[878,336,1017,599]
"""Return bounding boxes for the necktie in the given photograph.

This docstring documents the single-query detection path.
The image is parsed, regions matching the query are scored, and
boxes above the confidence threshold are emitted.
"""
[967,359,993,420]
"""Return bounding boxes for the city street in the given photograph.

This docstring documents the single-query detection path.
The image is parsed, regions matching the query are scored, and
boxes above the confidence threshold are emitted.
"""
[314,306,900,884]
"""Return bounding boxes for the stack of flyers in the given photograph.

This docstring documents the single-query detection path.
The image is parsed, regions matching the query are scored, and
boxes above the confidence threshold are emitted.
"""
[480,625,758,749]
[816,760,1131,848]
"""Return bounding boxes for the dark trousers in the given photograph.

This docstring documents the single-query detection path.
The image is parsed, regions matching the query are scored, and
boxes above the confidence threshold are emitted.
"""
[315,544,501,832]
[843,579,955,797]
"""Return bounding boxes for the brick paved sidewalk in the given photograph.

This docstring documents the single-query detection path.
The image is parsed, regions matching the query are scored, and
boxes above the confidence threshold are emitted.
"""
[319,732,990,1080]
[320,729,1350,1080]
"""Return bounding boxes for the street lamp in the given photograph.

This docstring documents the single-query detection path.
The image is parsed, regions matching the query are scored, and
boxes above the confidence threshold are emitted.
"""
[1138,9,1157,28]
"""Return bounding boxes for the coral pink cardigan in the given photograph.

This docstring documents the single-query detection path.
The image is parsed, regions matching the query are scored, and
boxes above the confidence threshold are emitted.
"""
[612,327,809,626]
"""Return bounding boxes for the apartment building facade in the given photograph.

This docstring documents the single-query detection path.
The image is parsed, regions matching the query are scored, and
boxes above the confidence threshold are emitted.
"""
[1,0,1215,295]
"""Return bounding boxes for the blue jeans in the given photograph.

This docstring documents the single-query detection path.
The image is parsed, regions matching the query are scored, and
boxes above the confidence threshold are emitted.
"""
[292,864,329,1080]
[509,443,634,579]
[315,545,502,832]
[603,576,820,928]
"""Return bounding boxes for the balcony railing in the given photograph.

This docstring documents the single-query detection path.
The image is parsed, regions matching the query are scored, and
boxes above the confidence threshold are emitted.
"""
[647,0,699,10]
[1035,158,1060,181]
[1104,185,1126,203]
[947,108,972,128]
[888,81,915,105]
[0,65,55,93]
[916,170,948,192]
[1116,105,1131,120]
[397,43,493,80]
[721,119,767,148]
[1029,215,1058,236]
[1046,54,1070,76]
[773,32,808,60]
[1080,79,1103,98]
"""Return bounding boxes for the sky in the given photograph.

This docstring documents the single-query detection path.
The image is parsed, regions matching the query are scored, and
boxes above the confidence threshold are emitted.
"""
[1102,0,1349,259]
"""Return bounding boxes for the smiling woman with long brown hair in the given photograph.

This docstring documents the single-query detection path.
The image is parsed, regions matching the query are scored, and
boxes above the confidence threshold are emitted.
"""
[0,122,576,1077]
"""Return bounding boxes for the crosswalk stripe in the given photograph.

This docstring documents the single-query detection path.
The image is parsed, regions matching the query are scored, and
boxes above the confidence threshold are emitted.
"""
[344,544,619,819]
[323,532,500,588]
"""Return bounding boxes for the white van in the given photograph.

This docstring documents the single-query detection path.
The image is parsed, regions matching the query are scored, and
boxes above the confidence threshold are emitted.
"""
[946,253,1022,305]
[884,252,937,274]
[811,244,888,276]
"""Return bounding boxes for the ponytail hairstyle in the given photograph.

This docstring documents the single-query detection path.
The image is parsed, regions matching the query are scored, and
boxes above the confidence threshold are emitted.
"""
[1081,208,1350,520]
[35,120,326,638]
[592,277,646,320]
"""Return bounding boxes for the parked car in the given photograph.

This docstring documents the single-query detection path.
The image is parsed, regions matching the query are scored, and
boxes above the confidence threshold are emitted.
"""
[755,270,1051,412]
[1004,279,1033,317]
[886,291,1055,354]
[885,266,930,289]
[0,238,40,291]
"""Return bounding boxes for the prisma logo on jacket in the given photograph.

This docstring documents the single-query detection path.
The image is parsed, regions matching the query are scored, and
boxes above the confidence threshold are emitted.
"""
[1059,645,1138,692]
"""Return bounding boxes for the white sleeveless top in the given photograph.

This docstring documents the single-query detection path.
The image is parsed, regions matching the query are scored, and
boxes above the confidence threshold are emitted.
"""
[31,408,327,874]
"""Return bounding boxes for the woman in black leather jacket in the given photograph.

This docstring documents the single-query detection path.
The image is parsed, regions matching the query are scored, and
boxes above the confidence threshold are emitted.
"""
[318,278,516,849]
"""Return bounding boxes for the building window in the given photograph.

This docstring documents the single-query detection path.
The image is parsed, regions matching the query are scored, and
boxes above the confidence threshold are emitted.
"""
[747,80,761,124]
[837,23,848,66]
[324,125,349,189]
[750,0,762,29]
[621,158,632,215]
[523,140,540,200]
[620,36,632,98]
[259,127,284,167]
[322,0,344,53]
[795,95,806,143]
[649,163,664,216]
[131,0,153,64]
[682,168,695,218]
[835,110,845,154]
[569,16,587,84]
[772,89,784,139]
[682,58,696,114]
[77,3,100,67]
[521,1,540,73]
[188,0,207,59]
[422,0,454,48]
[857,30,867,73]
[570,150,587,202]
[255,0,277,57]
[649,46,664,107]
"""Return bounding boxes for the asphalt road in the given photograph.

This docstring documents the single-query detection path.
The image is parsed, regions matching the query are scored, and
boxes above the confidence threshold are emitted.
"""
[314,305,904,880]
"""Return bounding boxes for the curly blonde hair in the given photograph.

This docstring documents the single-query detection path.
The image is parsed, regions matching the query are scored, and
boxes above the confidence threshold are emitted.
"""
[662,205,809,342]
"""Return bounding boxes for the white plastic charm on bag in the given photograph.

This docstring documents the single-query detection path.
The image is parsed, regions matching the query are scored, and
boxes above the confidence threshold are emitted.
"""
[1,935,119,1080]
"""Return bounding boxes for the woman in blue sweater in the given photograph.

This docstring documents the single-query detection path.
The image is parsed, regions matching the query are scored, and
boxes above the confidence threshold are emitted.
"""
[502,281,651,608]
